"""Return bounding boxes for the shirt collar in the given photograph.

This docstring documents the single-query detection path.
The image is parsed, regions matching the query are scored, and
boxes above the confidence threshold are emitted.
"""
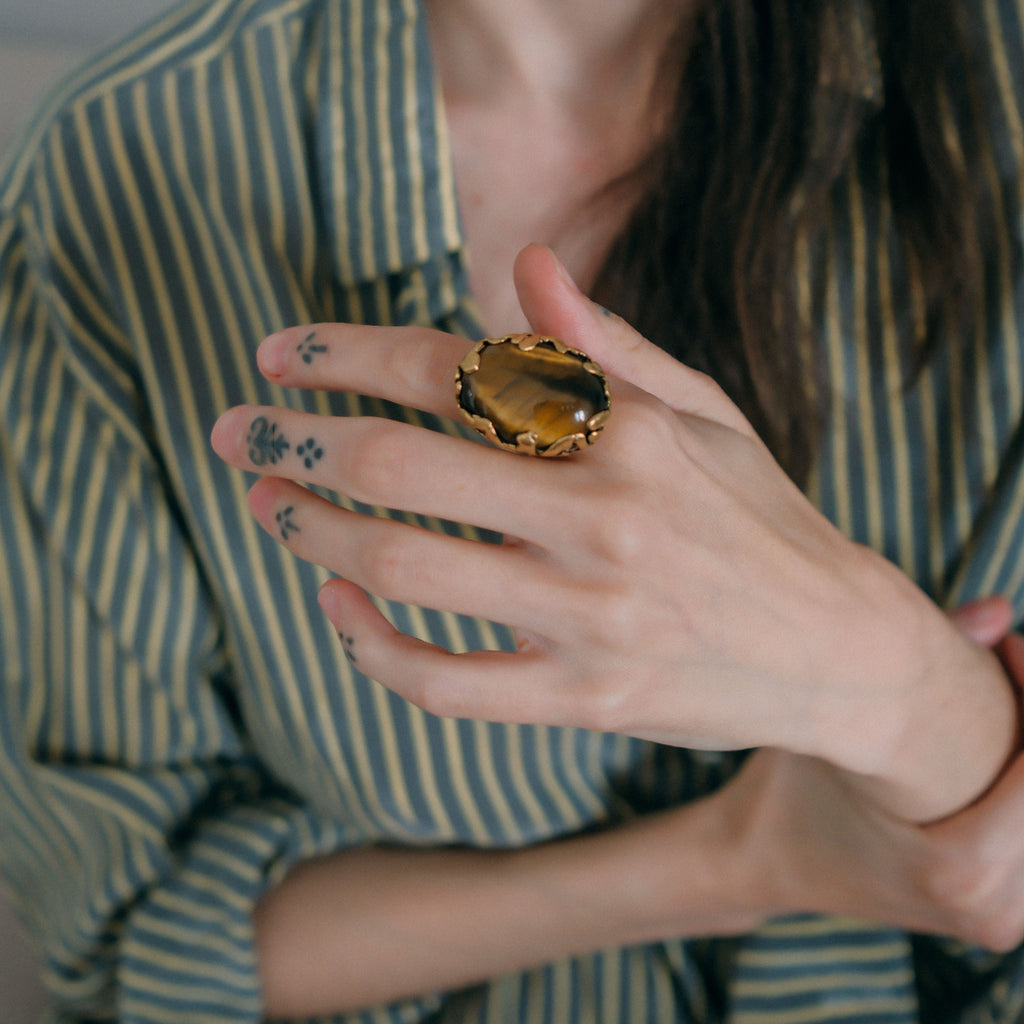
[311,0,465,295]
[304,0,882,322]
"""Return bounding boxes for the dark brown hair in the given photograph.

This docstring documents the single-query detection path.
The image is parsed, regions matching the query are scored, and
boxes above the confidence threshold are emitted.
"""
[595,0,996,485]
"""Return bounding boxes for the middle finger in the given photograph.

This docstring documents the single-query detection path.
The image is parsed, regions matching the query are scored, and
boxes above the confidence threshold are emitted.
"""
[211,404,581,543]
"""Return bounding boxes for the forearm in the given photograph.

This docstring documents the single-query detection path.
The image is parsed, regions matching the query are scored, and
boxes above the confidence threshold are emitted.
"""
[255,791,757,1018]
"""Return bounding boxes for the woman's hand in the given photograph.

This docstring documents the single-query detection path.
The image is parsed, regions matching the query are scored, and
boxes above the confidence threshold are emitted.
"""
[733,597,1024,950]
[211,245,1017,821]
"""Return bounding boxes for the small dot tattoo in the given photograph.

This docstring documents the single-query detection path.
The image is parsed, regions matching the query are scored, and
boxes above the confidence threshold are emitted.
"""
[297,331,328,365]
[338,632,358,665]
[296,438,325,469]
[276,506,300,541]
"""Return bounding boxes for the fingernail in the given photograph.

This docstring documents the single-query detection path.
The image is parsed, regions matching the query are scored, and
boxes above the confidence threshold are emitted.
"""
[317,583,340,621]
[959,597,1009,630]
[258,331,290,377]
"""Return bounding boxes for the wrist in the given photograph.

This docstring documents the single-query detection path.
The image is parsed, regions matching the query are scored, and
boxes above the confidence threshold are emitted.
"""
[818,563,1020,822]
[869,637,1016,821]
[620,787,772,941]
[721,750,828,924]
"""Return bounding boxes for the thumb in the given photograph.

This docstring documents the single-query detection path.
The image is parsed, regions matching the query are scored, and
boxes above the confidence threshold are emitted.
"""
[950,596,1015,647]
[513,244,750,431]
[512,243,596,351]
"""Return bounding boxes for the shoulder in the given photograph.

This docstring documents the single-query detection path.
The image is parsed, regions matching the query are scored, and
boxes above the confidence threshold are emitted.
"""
[0,0,429,217]
[0,0,350,214]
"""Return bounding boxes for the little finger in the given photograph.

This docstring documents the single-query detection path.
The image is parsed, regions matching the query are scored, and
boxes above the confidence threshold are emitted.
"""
[318,579,592,727]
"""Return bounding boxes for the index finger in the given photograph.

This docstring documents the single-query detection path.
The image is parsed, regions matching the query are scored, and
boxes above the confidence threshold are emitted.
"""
[257,323,469,420]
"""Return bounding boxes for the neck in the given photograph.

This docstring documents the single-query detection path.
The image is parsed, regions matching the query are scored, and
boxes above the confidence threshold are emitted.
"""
[424,0,685,117]
[421,0,694,334]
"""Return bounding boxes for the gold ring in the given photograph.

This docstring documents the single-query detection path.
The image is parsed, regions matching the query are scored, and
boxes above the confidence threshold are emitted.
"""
[455,333,611,457]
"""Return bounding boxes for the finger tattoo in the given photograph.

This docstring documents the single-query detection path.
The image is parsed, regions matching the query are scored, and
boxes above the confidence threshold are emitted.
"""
[276,505,300,541]
[338,631,358,665]
[297,330,328,365]
[247,416,290,465]
[296,437,325,470]
[246,417,325,470]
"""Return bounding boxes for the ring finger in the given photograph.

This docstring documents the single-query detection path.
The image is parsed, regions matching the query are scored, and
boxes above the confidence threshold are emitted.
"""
[248,476,573,635]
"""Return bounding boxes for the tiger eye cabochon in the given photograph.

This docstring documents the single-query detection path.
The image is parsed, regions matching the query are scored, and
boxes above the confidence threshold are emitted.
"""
[455,334,611,457]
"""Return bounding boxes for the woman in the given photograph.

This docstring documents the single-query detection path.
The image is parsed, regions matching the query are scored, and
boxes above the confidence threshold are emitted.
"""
[1,0,1023,1021]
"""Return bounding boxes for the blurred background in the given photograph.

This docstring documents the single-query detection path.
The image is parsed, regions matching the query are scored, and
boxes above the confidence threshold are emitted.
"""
[1,3,178,1017]
[0,0,176,151]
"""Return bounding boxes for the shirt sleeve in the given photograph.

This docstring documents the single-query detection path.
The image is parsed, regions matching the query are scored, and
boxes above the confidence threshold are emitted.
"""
[0,165,351,1024]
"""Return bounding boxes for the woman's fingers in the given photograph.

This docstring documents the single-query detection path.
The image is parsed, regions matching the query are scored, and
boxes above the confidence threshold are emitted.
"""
[211,404,580,542]
[256,323,469,420]
[950,595,1016,647]
[247,477,573,635]
[513,244,757,436]
[316,579,589,727]
[251,246,757,439]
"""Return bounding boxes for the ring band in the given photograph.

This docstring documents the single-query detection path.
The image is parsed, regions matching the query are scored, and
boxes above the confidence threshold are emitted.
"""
[455,333,611,457]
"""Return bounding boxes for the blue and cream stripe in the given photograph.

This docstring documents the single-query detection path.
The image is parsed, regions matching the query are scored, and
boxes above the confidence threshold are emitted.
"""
[2,0,1024,1021]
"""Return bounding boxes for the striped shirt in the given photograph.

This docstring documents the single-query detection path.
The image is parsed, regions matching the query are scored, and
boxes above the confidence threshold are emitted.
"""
[1,0,1024,1021]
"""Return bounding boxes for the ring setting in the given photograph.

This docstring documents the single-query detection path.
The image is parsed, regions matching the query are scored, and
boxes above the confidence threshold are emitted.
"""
[454,334,611,457]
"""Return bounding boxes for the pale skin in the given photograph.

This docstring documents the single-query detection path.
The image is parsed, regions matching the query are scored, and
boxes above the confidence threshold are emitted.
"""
[215,247,1017,820]
[249,619,1024,1019]
[213,247,1024,1018]
[208,0,1024,1017]
[426,0,687,331]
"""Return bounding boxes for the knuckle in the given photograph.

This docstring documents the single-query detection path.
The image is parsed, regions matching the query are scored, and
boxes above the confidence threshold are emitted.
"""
[412,336,460,395]
[403,670,467,721]
[680,368,753,433]
[600,589,647,650]
[912,848,961,911]
[346,422,411,501]
[359,532,417,596]
[611,395,680,453]
[574,673,634,734]
[420,688,464,721]
[578,491,652,565]
[577,582,646,655]
[921,858,977,916]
